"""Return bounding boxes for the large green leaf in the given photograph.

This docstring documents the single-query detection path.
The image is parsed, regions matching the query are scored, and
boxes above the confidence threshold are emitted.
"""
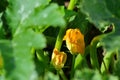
[5,0,49,33]
[80,0,120,53]
[105,0,120,18]
[0,29,46,80]
[0,40,14,76]
[80,0,113,31]
[13,29,46,49]
[23,4,65,28]
[9,29,46,80]
[5,0,65,34]
[100,19,120,52]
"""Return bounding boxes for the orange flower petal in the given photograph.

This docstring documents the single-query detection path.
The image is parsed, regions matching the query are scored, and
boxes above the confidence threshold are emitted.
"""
[63,29,85,54]
[51,48,67,69]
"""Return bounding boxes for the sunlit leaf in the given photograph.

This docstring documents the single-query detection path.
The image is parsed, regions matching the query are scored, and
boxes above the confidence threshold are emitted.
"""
[5,0,65,34]
[0,29,46,80]
[23,4,65,28]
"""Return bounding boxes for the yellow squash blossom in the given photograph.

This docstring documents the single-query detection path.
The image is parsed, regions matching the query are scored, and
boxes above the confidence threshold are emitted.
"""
[63,28,85,54]
[51,48,67,69]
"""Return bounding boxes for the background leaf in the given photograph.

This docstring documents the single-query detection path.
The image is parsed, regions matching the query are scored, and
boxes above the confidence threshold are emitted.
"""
[74,69,118,80]
[0,13,5,39]
[24,4,65,28]
[44,72,59,80]
[80,0,113,31]
[0,29,46,80]
[80,0,120,53]
[68,11,88,34]
[0,40,14,76]
[5,0,65,35]
[105,0,120,18]
[100,20,120,52]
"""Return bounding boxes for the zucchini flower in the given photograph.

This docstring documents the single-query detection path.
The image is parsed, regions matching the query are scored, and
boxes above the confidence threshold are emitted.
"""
[51,48,67,69]
[63,29,85,54]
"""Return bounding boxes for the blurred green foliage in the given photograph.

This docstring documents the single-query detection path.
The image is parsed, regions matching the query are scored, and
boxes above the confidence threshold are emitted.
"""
[0,0,120,80]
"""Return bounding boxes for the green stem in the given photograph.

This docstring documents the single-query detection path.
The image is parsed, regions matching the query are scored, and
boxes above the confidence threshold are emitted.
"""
[68,0,77,10]
[55,28,66,51]
[55,0,77,50]
[90,37,101,71]
[90,39,99,70]
[54,0,77,79]
[58,69,68,80]
[100,52,114,73]
[90,35,106,71]
[70,55,76,79]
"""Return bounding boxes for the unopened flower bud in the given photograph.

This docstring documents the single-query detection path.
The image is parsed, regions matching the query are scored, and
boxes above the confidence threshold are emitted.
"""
[63,28,85,54]
[51,48,67,69]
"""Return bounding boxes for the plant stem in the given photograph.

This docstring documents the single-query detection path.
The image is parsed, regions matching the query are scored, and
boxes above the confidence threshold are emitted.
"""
[70,55,76,79]
[90,36,102,71]
[58,69,68,80]
[55,0,77,50]
[68,0,77,10]
[90,35,105,71]
[55,28,66,51]
[54,0,77,79]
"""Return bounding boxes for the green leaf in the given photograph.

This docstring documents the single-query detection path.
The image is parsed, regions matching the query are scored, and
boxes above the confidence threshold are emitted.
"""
[68,12,88,34]
[13,29,46,49]
[0,29,46,80]
[64,10,77,21]
[74,69,119,80]
[5,0,49,33]
[105,0,120,18]
[34,50,49,76]
[5,0,65,34]
[10,29,46,80]
[24,4,65,28]
[80,0,120,53]
[80,0,113,31]
[0,0,8,12]
[8,30,45,80]
[113,51,120,78]
[0,40,14,76]
[44,72,59,80]
[0,13,2,26]
[100,20,120,52]
[0,13,5,39]
[74,69,102,80]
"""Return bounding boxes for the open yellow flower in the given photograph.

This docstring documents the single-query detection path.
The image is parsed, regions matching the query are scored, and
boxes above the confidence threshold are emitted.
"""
[51,48,67,69]
[63,28,85,54]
